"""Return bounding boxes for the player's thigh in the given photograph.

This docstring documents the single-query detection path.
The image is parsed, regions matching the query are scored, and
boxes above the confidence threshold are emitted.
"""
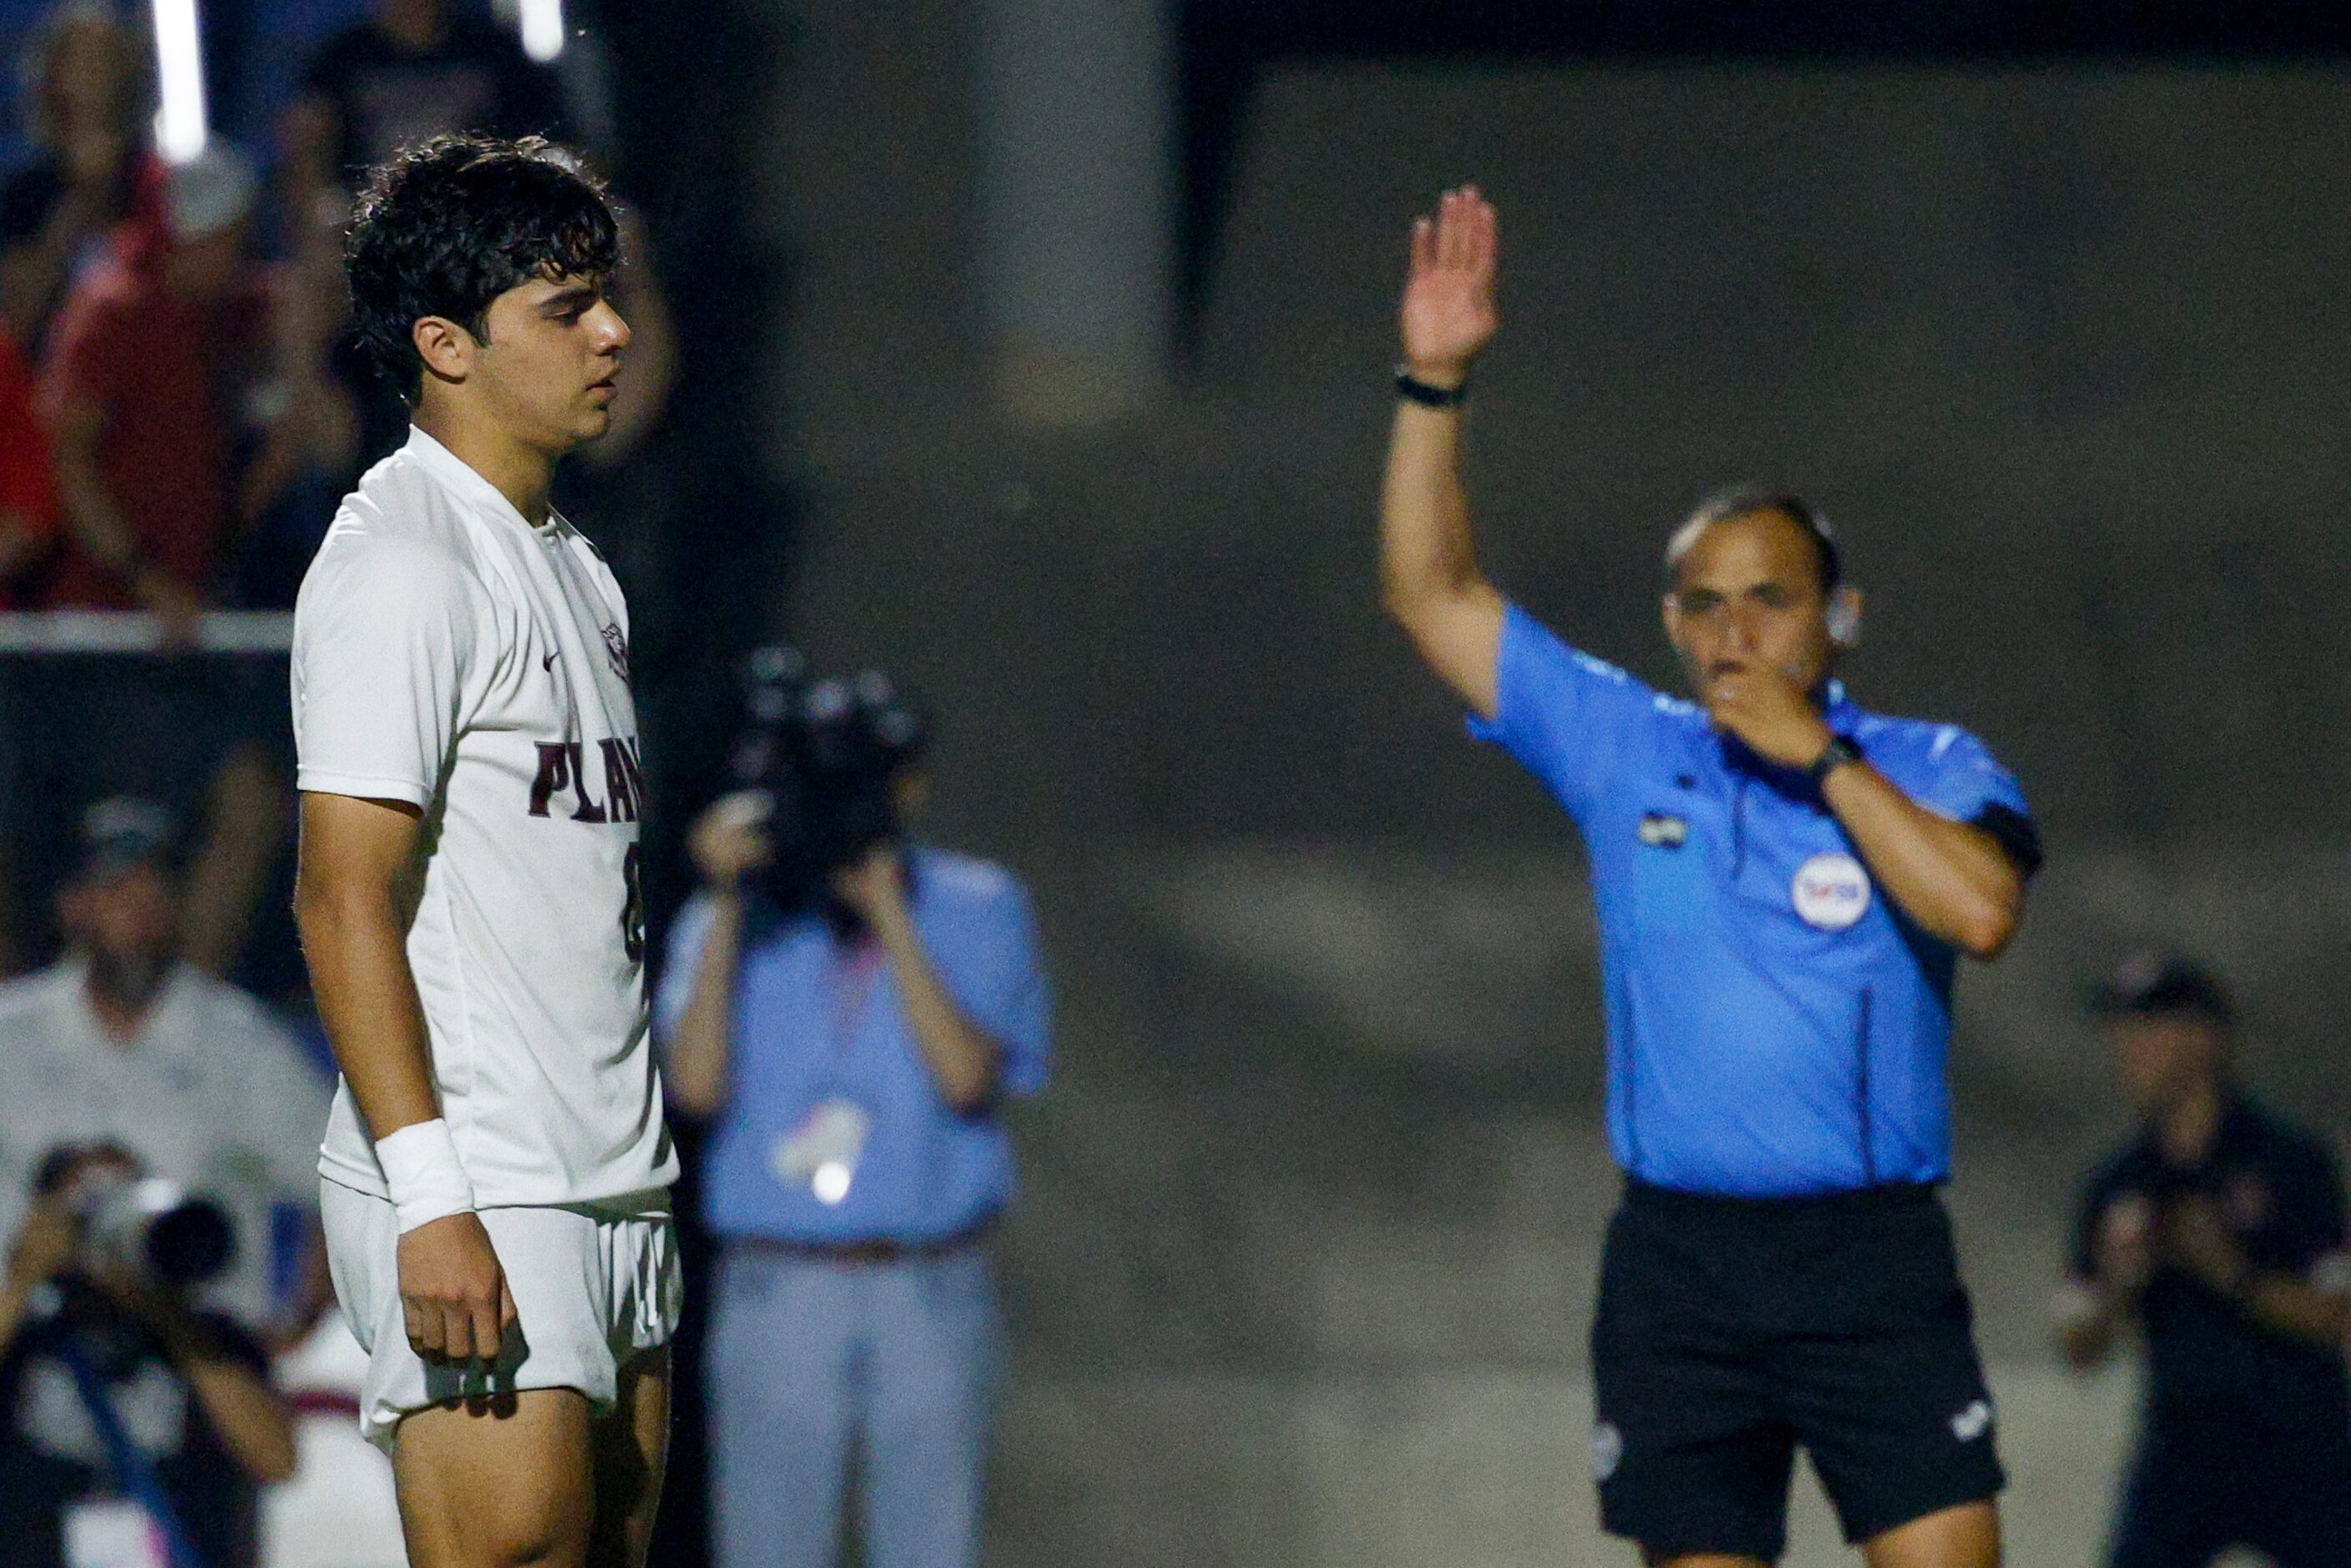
[586,1347,670,1568]
[393,1387,598,1568]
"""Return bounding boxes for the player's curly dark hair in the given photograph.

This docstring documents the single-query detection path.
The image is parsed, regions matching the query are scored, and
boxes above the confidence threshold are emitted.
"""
[345,134,620,402]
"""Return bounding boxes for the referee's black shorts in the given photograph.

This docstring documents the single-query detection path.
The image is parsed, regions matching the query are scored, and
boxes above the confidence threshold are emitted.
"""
[1592,1178,2005,1560]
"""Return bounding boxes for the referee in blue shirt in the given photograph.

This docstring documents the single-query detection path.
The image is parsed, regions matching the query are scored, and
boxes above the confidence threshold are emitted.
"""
[1381,190,2039,1568]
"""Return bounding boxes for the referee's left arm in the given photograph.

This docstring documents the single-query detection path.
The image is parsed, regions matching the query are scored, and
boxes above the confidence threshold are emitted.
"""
[1818,762,2026,960]
[1708,673,2029,959]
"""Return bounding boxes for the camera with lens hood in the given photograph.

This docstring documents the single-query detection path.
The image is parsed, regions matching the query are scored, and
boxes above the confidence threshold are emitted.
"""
[38,1145,235,1292]
[728,647,930,915]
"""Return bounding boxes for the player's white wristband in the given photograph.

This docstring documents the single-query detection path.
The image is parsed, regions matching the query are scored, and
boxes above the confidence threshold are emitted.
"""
[375,1119,477,1234]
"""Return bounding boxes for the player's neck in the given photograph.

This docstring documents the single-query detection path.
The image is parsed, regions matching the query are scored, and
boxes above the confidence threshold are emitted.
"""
[413,404,560,527]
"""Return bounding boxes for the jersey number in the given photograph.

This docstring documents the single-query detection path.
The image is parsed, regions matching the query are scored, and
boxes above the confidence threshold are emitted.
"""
[621,844,646,963]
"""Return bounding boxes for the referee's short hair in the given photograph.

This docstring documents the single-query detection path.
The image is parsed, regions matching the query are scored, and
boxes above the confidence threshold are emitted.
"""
[345,133,622,402]
[1665,485,1843,595]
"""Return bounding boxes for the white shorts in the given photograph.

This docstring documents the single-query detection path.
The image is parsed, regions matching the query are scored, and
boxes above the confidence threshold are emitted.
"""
[321,1178,684,1450]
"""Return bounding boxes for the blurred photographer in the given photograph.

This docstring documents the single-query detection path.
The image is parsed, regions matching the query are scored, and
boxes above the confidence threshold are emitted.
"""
[657,659,1050,1568]
[0,1141,295,1568]
[2058,951,2351,1567]
[0,799,332,1345]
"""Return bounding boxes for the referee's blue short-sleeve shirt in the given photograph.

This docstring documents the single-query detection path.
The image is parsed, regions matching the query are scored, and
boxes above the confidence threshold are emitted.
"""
[1472,603,2035,1197]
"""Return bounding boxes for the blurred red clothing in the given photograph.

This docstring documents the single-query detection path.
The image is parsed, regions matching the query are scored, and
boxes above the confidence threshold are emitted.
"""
[0,330,59,609]
[38,255,265,609]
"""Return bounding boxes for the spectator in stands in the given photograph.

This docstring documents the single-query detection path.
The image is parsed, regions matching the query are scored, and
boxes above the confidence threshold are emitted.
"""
[0,1141,295,1568]
[281,0,571,203]
[0,305,57,607]
[1,1,157,355]
[2058,950,2351,1567]
[660,678,1050,1568]
[39,144,273,624]
[0,798,330,1345]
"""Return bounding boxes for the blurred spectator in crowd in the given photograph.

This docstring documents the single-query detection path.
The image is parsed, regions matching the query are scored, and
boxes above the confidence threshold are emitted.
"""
[42,144,276,621]
[0,1141,295,1568]
[660,680,1050,1568]
[0,306,57,607]
[0,799,330,1344]
[281,0,570,205]
[0,0,156,354]
[2058,950,2351,1568]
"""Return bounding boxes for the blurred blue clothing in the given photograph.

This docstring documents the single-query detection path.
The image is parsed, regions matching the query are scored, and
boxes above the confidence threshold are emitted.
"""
[1470,603,2035,1198]
[656,845,1049,1243]
[707,1247,997,1568]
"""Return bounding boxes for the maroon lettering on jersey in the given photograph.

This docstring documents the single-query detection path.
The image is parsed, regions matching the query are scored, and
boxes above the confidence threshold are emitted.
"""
[566,741,608,823]
[599,738,639,823]
[528,742,572,817]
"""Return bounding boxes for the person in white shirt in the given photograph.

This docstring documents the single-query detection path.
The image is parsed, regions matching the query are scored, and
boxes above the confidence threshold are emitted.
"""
[0,797,332,1342]
[291,134,677,1568]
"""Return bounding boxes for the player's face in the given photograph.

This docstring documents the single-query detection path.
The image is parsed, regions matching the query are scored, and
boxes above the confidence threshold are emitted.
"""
[2108,1014,2224,1118]
[1664,511,1839,702]
[470,269,631,456]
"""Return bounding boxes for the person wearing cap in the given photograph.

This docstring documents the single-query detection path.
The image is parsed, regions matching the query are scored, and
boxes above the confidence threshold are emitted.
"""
[0,798,332,1344]
[659,673,1050,1568]
[1382,190,2039,1567]
[2059,952,2351,1567]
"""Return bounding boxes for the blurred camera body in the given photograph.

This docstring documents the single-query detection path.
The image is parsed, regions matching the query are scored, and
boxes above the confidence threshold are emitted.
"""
[731,649,929,913]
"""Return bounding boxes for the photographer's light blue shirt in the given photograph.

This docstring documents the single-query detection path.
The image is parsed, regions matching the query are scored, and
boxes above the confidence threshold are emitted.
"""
[656,846,1049,1243]
[1472,603,2034,1197]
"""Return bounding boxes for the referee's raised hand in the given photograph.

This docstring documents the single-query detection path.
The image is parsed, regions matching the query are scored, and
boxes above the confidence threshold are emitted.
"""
[1400,186,1499,387]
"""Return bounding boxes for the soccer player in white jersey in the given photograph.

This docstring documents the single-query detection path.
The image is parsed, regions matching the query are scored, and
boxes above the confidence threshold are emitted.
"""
[290,134,677,1568]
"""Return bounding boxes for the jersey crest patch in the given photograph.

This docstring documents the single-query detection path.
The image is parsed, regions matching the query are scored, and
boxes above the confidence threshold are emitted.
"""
[1792,852,1871,930]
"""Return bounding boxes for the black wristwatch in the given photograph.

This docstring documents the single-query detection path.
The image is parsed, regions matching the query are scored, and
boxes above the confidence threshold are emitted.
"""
[1394,366,1469,408]
[1807,734,1863,786]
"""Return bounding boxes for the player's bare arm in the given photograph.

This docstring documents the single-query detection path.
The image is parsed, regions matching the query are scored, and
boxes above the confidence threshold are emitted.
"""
[294,790,516,1365]
[1382,186,1506,717]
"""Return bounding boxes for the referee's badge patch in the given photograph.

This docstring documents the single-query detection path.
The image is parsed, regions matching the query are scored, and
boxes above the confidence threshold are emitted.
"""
[1637,812,1689,849]
[1792,852,1871,930]
[1592,1421,1623,1481]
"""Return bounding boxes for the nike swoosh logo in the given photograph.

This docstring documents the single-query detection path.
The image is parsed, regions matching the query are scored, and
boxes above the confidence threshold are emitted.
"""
[543,650,559,671]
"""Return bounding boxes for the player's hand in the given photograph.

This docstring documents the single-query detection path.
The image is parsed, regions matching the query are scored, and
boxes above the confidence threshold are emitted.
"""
[1701,662,1835,769]
[396,1212,517,1365]
[830,842,909,928]
[1399,186,1499,386]
[2164,1194,2252,1297]
[689,791,774,890]
[2092,1192,2156,1302]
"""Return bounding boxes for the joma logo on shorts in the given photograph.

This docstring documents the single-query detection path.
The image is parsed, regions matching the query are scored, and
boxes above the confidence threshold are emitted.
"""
[528,737,645,822]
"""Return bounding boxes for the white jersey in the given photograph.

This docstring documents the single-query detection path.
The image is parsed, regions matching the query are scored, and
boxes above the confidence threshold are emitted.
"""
[293,427,676,1211]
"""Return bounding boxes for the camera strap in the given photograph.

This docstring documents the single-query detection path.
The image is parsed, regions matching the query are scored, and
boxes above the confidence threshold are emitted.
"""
[53,1332,205,1568]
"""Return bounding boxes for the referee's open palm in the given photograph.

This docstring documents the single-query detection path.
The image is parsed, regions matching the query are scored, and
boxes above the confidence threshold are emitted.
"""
[1401,186,1499,375]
